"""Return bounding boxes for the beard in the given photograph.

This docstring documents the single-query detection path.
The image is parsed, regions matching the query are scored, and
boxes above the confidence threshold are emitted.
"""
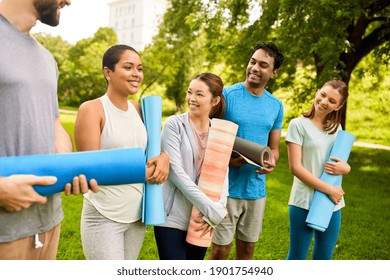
[33,0,60,26]
[246,72,262,88]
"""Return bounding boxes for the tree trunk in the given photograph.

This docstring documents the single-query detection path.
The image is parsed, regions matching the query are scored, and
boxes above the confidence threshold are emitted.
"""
[340,72,351,130]
[340,102,347,130]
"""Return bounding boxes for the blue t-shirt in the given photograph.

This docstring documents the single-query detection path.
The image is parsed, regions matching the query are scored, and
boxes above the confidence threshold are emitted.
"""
[223,82,284,199]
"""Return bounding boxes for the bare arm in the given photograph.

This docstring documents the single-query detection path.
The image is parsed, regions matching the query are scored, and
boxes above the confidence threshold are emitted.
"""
[268,129,281,163]
[74,100,104,151]
[62,101,102,195]
[287,142,344,204]
[55,117,73,153]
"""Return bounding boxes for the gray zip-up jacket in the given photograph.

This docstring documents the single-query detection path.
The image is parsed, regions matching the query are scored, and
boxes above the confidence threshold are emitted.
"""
[160,113,228,231]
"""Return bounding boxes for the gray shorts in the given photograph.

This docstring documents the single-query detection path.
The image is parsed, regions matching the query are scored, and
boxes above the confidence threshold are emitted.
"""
[212,197,266,245]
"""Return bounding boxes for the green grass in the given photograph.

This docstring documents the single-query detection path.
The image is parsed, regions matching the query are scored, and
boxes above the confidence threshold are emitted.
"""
[57,113,390,260]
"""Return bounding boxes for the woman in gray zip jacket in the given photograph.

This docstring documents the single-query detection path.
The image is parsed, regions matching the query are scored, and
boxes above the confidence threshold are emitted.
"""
[154,73,228,260]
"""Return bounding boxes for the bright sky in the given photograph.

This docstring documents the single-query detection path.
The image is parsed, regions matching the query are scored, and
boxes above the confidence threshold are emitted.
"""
[31,0,112,44]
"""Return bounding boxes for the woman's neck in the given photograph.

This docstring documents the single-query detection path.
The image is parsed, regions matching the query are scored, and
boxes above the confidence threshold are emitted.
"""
[189,114,209,133]
[106,90,129,111]
[311,113,327,130]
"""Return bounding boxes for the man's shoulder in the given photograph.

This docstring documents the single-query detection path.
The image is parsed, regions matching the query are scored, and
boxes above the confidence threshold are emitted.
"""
[264,89,283,104]
[225,82,243,91]
[223,82,244,97]
[33,37,55,58]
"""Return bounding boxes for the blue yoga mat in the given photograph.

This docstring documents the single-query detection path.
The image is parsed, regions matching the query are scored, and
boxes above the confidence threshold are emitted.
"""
[306,130,355,232]
[0,148,146,196]
[141,96,165,225]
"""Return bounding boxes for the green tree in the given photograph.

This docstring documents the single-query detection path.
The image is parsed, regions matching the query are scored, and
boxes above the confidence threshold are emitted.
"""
[273,0,389,128]
[202,0,390,128]
[347,49,390,144]
[147,0,389,127]
[142,0,211,112]
[34,28,117,106]
[61,27,117,106]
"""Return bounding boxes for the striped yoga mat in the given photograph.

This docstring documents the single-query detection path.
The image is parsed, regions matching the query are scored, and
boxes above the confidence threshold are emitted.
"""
[186,118,238,247]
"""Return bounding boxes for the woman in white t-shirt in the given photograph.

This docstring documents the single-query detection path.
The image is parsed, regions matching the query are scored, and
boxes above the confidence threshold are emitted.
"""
[74,45,169,260]
[285,80,351,260]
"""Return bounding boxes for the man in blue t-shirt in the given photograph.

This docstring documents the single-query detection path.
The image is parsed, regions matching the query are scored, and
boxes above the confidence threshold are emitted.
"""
[210,42,284,260]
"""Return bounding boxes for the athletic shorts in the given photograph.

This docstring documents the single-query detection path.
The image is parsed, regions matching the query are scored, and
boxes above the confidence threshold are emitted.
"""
[0,223,60,260]
[212,197,266,245]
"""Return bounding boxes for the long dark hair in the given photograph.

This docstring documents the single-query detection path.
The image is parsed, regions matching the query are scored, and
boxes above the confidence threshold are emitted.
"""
[303,80,349,134]
[191,73,226,119]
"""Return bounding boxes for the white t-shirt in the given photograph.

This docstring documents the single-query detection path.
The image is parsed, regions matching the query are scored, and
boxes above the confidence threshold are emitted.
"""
[85,94,147,223]
[285,116,345,211]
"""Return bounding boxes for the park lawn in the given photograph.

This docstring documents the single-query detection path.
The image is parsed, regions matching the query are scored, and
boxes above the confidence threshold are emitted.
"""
[57,113,390,260]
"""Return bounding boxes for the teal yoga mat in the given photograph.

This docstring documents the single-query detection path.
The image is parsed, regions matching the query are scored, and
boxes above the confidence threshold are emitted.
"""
[0,148,146,196]
[306,130,355,232]
[141,96,165,225]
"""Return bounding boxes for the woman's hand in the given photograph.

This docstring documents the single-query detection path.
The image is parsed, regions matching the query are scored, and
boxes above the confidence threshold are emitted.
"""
[193,212,214,237]
[327,185,345,204]
[324,157,351,175]
[146,152,170,184]
[64,174,99,196]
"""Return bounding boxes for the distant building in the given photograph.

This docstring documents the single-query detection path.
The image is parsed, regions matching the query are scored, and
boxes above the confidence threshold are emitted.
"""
[108,0,167,51]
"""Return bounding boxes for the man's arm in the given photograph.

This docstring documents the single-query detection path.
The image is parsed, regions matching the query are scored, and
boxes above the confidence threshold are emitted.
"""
[268,129,282,164]
[55,117,73,153]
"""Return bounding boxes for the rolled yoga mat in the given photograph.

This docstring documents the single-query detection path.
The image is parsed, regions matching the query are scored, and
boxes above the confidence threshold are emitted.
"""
[0,148,146,196]
[306,130,355,232]
[141,96,165,226]
[232,136,273,167]
[186,118,238,247]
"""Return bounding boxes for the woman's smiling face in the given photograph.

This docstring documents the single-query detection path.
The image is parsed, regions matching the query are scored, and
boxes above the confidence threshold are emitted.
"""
[107,50,144,96]
[186,79,217,118]
[314,85,343,116]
